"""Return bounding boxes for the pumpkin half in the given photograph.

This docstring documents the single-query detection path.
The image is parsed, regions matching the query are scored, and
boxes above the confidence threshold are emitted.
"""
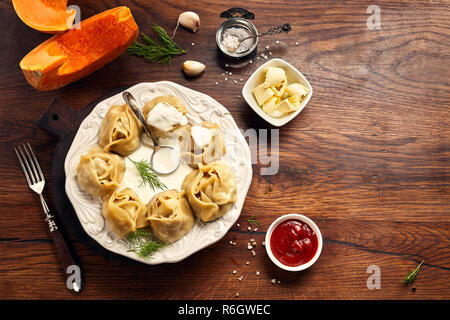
[19,6,139,91]
[12,0,77,34]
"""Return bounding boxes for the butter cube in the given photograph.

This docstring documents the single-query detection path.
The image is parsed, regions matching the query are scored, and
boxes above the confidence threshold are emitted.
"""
[262,96,279,114]
[286,83,308,98]
[252,83,274,106]
[263,67,286,88]
[277,96,300,114]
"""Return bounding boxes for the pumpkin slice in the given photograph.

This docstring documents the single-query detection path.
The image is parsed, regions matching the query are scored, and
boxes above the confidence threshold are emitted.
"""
[20,6,139,91]
[12,0,77,33]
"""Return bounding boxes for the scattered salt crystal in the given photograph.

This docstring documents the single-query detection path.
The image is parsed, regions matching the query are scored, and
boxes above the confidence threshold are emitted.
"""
[246,261,250,265]
[247,226,251,231]
[247,243,253,250]
[229,72,232,75]
[237,223,240,227]
[249,60,253,64]
[232,270,237,274]
[235,293,239,297]
[256,271,260,276]
[277,280,281,284]
[225,77,228,81]
[225,64,229,67]
[254,228,258,232]
[295,42,299,46]
[271,279,276,284]
[250,239,255,242]
[222,73,225,76]
[233,80,238,84]
[269,52,272,55]
[276,40,280,44]
[229,240,233,245]
[238,276,243,281]
[265,45,270,49]
[240,78,243,82]
[215,82,218,85]
[251,250,256,256]
[262,241,265,247]
[192,43,195,46]
[252,241,257,246]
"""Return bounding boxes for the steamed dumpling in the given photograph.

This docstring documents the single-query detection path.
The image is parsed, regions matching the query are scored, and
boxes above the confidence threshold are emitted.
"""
[99,104,142,156]
[76,146,125,197]
[181,161,237,222]
[142,95,189,140]
[181,122,226,168]
[102,188,148,237]
[147,190,195,243]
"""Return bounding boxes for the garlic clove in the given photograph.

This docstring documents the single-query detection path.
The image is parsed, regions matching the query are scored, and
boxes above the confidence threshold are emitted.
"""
[182,60,206,77]
[178,11,200,33]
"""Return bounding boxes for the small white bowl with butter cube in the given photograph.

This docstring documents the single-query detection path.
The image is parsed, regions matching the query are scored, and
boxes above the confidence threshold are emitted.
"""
[242,58,313,127]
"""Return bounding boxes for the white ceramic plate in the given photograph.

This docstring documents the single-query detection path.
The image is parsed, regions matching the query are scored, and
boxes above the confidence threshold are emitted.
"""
[64,81,253,264]
[242,58,313,127]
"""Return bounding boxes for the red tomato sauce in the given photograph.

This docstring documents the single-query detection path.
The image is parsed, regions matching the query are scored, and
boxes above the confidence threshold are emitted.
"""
[270,219,318,267]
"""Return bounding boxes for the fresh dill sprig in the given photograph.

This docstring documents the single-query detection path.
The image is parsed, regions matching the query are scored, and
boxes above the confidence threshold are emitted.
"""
[126,229,167,260]
[128,157,167,191]
[246,216,261,227]
[127,25,186,65]
[404,260,424,285]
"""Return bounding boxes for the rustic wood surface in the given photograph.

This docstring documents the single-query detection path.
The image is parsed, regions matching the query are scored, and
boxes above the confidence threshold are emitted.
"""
[0,0,449,300]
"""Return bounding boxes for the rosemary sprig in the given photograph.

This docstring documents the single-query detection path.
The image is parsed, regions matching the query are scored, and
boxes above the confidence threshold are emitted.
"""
[128,157,167,191]
[127,25,186,65]
[404,260,424,285]
[126,229,166,260]
[246,216,261,227]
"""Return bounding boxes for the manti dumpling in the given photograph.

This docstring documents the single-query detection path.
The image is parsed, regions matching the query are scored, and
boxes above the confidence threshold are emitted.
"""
[147,190,195,243]
[76,146,125,197]
[142,95,189,140]
[102,188,148,237]
[181,122,226,168]
[99,104,142,156]
[181,161,237,222]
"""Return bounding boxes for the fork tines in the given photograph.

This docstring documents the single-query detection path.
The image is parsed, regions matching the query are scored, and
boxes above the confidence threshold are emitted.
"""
[15,143,45,186]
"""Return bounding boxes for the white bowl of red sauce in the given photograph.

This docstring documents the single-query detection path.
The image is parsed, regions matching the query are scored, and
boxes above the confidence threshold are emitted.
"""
[265,214,322,271]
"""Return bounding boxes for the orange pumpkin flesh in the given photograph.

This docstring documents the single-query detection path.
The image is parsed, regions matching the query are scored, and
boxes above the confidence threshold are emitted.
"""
[12,0,77,34]
[20,7,139,91]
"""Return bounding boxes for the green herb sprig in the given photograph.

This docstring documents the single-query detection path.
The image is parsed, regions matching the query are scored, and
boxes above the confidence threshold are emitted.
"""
[126,229,167,260]
[404,260,424,285]
[246,216,261,227]
[128,157,167,191]
[127,25,186,65]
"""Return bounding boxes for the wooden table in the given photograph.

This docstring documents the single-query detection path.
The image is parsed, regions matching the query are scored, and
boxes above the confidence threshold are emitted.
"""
[0,0,448,300]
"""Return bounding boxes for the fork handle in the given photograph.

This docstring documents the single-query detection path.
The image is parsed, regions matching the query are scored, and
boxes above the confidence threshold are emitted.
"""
[49,220,83,292]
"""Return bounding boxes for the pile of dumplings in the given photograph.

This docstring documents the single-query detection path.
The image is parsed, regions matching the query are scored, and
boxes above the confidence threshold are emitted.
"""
[252,66,309,117]
[76,94,237,245]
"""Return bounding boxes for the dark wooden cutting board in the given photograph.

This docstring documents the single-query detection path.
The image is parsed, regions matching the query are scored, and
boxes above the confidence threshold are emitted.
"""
[36,87,144,265]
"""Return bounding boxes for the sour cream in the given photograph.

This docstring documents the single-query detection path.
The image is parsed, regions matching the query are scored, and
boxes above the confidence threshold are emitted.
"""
[191,126,212,149]
[152,147,181,174]
[147,102,188,132]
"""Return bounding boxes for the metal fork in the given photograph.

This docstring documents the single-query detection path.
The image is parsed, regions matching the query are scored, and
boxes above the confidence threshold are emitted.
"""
[15,143,82,292]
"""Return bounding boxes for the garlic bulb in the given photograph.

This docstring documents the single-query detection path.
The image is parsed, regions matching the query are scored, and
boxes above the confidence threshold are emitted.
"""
[182,60,206,77]
[178,11,200,33]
